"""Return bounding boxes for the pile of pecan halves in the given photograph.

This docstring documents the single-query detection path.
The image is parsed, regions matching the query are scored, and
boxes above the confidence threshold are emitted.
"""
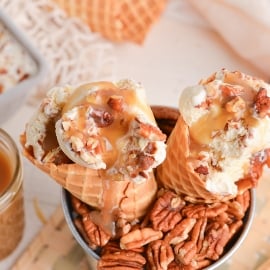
[71,187,251,270]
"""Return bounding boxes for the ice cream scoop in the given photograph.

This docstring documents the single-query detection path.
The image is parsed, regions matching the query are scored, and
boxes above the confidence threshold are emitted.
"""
[21,79,167,235]
[55,80,166,183]
[157,69,270,202]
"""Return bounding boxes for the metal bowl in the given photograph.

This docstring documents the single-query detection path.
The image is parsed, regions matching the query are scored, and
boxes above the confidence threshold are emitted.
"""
[61,187,256,270]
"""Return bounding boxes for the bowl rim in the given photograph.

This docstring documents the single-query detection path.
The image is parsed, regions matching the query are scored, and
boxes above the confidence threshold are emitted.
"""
[61,188,256,269]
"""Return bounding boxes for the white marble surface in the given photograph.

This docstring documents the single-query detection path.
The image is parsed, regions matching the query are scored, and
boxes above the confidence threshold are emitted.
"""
[0,0,267,269]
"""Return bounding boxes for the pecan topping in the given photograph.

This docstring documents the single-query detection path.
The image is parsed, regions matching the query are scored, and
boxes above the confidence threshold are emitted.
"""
[199,222,230,260]
[126,150,155,177]
[164,218,196,245]
[225,96,246,115]
[182,203,228,219]
[137,152,155,170]
[147,240,174,270]
[174,241,197,266]
[98,249,146,270]
[228,220,243,239]
[254,88,270,117]
[235,189,250,213]
[194,165,208,175]
[150,191,185,232]
[107,95,124,112]
[90,109,114,127]
[220,84,244,97]
[82,213,111,247]
[144,142,158,155]
[135,118,166,141]
[71,185,251,269]
[71,195,89,216]
[120,228,163,250]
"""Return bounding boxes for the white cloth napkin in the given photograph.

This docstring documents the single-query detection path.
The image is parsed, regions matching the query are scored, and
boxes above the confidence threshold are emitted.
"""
[189,0,270,77]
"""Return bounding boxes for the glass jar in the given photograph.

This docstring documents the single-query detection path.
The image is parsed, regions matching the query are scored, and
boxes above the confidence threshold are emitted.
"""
[0,128,24,259]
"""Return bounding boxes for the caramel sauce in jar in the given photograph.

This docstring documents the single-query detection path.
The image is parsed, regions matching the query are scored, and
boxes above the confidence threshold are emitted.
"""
[0,129,24,259]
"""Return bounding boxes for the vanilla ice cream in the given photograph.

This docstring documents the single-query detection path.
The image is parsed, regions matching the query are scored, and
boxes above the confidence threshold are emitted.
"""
[179,69,270,196]
[25,80,167,184]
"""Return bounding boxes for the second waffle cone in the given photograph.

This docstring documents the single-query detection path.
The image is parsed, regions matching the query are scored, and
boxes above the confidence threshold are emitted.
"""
[156,113,234,203]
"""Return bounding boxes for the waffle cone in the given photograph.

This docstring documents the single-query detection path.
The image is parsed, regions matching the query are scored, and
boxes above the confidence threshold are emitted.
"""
[20,134,157,221]
[156,113,234,203]
[52,0,168,44]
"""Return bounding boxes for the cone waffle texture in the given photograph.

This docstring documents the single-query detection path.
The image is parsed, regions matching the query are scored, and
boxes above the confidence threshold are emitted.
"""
[52,0,168,44]
[156,114,234,203]
[20,134,157,221]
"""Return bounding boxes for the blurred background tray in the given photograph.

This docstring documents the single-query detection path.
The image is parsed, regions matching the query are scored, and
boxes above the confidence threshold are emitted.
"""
[0,10,47,124]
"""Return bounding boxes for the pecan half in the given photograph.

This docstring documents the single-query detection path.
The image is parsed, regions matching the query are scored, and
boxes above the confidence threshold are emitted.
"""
[168,259,211,270]
[97,250,146,270]
[199,222,230,260]
[235,189,250,213]
[182,203,228,219]
[228,220,243,239]
[147,240,174,270]
[71,195,89,216]
[164,218,196,245]
[226,201,245,220]
[82,213,111,247]
[120,228,163,250]
[174,241,197,266]
[150,191,185,232]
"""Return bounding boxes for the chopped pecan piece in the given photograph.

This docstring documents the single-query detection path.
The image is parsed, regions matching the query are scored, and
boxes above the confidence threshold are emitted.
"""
[150,191,185,232]
[220,84,244,97]
[135,118,166,141]
[225,96,246,115]
[144,142,158,155]
[97,249,146,270]
[120,228,163,250]
[82,213,111,247]
[107,95,124,112]
[164,218,196,245]
[126,150,155,177]
[254,88,270,117]
[194,165,208,175]
[147,240,174,270]
[174,241,197,266]
[90,109,114,127]
[137,152,155,170]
